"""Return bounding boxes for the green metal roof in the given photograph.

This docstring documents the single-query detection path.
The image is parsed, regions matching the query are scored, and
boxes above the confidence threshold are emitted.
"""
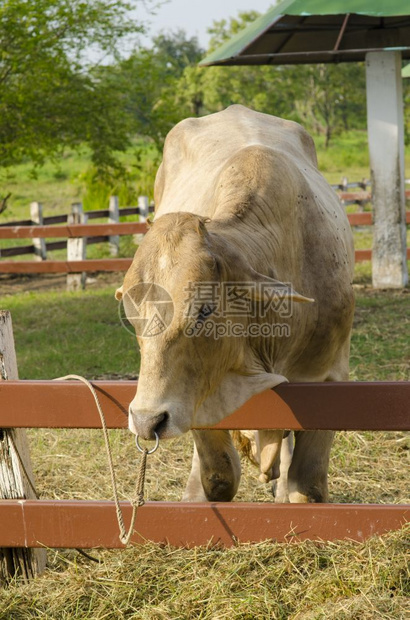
[200,0,410,66]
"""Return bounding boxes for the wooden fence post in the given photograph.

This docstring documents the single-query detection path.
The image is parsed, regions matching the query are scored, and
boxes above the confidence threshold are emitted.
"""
[108,196,120,256]
[67,203,87,292]
[0,311,47,583]
[134,196,149,246]
[30,202,47,260]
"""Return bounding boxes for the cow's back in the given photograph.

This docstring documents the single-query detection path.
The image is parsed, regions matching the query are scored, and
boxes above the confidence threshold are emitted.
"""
[154,105,318,218]
[154,106,355,382]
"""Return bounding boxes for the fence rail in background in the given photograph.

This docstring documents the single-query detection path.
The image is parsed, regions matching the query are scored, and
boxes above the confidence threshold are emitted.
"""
[0,258,133,273]
[0,197,154,266]
[0,221,148,239]
[1,185,409,276]
[0,205,154,227]
[0,379,408,549]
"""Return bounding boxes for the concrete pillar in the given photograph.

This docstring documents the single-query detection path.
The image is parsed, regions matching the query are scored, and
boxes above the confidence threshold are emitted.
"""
[366,51,408,288]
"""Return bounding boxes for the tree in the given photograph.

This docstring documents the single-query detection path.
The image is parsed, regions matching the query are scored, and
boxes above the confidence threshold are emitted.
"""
[99,31,205,146]
[0,0,146,171]
[183,11,368,147]
[294,63,366,147]
[153,30,204,76]
[174,12,301,121]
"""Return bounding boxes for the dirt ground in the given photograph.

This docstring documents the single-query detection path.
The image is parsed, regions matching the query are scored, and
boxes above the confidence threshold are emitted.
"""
[0,271,122,296]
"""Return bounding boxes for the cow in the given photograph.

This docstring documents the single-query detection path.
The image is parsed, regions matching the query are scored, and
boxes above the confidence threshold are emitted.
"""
[116,105,355,504]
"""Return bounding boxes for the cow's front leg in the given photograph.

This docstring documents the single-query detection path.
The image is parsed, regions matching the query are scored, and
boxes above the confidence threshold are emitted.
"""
[287,430,334,503]
[182,430,241,502]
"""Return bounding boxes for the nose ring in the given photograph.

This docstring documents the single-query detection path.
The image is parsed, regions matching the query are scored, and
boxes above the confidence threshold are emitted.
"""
[135,432,160,454]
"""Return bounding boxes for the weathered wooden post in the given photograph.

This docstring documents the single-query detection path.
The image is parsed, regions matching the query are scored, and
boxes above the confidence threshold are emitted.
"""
[108,196,120,256]
[0,311,47,583]
[30,202,47,261]
[366,51,408,289]
[134,196,149,246]
[67,203,87,292]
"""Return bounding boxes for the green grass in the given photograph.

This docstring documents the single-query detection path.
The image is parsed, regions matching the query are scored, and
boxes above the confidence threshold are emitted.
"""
[2,285,139,379]
[2,284,408,384]
[0,282,409,618]
[1,130,409,224]
[1,129,409,618]
[0,138,160,223]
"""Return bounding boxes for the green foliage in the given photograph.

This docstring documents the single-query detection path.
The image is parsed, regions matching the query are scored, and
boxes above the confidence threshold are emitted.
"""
[2,129,410,217]
[153,29,204,75]
[1,5,409,211]
[207,11,263,51]
[0,0,145,171]
[80,140,161,210]
[173,11,367,148]
[97,31,205,148]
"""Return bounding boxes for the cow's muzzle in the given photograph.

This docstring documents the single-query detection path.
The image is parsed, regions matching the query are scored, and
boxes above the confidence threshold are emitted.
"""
[129,408,169,440]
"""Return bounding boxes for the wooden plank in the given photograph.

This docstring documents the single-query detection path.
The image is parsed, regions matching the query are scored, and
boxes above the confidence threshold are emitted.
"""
[42,214,68,225]
[353,249,410,262]
[0,312,47,581]
[45,240,67,251]
[0,259,133,273]
[108,196,120,256]
[0,222,147,239]
[67,204,87,291]
[5,247,408,274]
[339,191,371,202]
[134,196,149,245]
[29,202,47,260]
[86,236,109,245]
[1,245,36,257]
[119,207,139,216]
[348,212,372,225]
[0,219,32,227]
[86,210,109,219]
[0,381,409,431]
[1,238,107,257]
[0,500,407,548]
[355,249,372,262]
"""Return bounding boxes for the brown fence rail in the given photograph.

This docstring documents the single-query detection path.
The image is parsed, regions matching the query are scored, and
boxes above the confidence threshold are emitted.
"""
[0,206,152,228]
[1,501,407,548]
[1,216,409,274]
[0,222,147,239]
[0,258,133,273]
[1,380,409,431]
[0,380,409,548]
[2,250,410,274]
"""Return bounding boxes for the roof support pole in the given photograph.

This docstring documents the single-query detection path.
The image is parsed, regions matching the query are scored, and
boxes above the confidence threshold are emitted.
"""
[365,51,408,288]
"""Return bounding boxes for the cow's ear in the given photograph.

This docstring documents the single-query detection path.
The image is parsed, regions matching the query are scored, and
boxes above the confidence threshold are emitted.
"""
[249,268,314,304]
[115,285,123,301]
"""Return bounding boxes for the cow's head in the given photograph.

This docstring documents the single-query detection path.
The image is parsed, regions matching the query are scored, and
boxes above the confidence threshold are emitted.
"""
[116,212,312,439]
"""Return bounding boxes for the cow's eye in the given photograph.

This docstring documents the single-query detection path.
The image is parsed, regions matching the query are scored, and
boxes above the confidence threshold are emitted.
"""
[197,304,214,321]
